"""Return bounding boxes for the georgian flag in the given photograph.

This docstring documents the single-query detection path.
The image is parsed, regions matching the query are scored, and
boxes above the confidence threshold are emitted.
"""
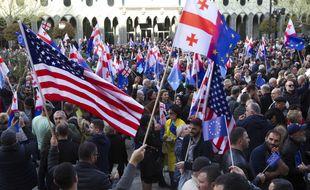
[173,0,218,55]
[284,19,296,44]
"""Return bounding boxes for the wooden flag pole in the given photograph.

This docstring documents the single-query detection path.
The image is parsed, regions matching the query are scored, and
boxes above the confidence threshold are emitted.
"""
[143,51,172,145]
[184,61,214,161]
[18,21,55,136]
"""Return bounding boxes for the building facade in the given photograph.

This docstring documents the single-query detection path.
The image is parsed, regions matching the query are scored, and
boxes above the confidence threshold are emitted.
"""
[1,0,310,44]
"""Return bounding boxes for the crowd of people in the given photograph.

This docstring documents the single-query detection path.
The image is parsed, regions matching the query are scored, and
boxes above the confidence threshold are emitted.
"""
[0,35,309,190]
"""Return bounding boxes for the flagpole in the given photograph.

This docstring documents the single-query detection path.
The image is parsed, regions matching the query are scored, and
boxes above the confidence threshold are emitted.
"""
[18,21,55,136]
[143,50,172,145]
[297,51,303,64]
[184,61,214,161]
[224,116,234,167]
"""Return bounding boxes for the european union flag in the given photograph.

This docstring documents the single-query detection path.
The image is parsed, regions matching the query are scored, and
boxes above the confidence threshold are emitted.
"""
[256,73,266,87]
[267,152,281,167]
[203,115,228,141]
[167,57,183,91]
[209,15,240,68]
[286,36,305,51]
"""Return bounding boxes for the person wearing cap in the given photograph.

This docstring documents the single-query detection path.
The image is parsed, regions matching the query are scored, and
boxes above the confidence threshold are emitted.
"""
[181,157,211,190]
[281,123,309,190]
[0,126,37,189]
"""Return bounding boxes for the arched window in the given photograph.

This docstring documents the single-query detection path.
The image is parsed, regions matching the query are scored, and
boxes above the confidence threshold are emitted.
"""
[86,0,93,6]
[16,0,25,6]
[257,0,263,5]
[223,0,229,6]
[240,0,246,6]
[64,0,71,7]
[40,0,48,6]
[107,0,114,7]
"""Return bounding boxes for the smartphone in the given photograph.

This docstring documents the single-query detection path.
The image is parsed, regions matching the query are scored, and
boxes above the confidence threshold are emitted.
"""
[14,112,20,120]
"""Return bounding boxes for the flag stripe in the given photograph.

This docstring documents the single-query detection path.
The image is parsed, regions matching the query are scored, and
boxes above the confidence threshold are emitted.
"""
[43,92,137,136]
[22,23,143,137]
[40,87,139,132]
[35,68,141,125]
[35,64,143,117]
[180,11,216,36]
[39,80,140,127]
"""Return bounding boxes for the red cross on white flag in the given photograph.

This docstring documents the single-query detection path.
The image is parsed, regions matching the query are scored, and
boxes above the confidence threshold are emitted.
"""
[173,0,219,56]
[41,21,51,31]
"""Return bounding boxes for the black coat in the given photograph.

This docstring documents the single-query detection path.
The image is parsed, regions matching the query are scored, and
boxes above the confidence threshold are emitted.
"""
[260,93,273,114]
[48,146,112,190]
[181,135,213,170]
[135,127,162,183]
[222,148,254,180]
[237,115,273,153]
[0,142,37,190]
[88,134,111,174]
[281,138,307,190]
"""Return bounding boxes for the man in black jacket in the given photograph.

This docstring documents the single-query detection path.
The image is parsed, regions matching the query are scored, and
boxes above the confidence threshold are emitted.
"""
[237,102,273,153]
[281,123,310,190]
[221,127,253,180]
[49,138,146,190]
[175,118,213,188]
[0,124,37,190]
[87,119,110,173]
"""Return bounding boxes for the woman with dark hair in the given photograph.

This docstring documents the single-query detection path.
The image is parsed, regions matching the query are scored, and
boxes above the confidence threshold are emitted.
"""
[174,95,190,122]
[134,114,162,190]
[163,104,185,189]
[144,89,157,105]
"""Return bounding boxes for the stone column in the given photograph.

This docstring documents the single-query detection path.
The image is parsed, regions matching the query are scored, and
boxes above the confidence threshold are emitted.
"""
[230,14,237,31]
[75,16,83,40]
[118,15,127,44]
[247,14,254,38]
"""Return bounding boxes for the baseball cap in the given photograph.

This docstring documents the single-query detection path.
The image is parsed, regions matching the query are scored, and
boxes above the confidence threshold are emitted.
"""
[287,123,308,135]
[192,156,211,172]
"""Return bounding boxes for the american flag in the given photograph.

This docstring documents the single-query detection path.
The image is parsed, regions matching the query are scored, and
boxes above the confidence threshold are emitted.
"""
[190,62,235,154]
[20,23,144,137]
[205,63,235,154]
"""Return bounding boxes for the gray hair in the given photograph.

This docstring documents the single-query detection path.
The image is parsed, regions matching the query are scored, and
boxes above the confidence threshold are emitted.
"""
[248,102,261,114]
[261,84,270,93]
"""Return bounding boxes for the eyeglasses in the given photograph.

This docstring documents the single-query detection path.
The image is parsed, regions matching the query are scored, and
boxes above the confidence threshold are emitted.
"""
[288,85,294,87]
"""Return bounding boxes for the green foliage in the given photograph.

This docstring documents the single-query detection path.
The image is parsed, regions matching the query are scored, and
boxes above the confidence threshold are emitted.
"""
[259,18,278,35]
[52,22,76,39]
[3,23,19,41]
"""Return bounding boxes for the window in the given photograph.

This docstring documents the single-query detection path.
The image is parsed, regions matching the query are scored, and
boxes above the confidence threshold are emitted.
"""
[107,0,114,7]
[257,0,263,5]
[64,0,71,6]
[240,0,246,6]
[40,0,48,6]
[86,0,93,6]
[223,0,229,6]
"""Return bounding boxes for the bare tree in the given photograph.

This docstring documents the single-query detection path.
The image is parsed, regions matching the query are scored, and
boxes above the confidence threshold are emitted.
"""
[0,0,41,24]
